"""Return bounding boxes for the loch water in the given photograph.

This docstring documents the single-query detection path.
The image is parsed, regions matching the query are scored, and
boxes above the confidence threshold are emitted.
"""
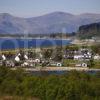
[0,38,71,50]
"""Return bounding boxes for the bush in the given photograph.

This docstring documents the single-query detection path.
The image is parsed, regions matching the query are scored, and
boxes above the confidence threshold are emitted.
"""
[0,67,99,100]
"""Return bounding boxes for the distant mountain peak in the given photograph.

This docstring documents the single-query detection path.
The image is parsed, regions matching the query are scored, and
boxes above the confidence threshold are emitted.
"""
[0,12,100,34]
[0,13,14,20]
[43,11,74,17]
[48,11,73,15]
[0,13,12,17]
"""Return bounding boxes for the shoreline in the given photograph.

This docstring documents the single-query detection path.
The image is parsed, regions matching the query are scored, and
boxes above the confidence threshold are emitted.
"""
[0,36,72,41]
[12,67,100,72]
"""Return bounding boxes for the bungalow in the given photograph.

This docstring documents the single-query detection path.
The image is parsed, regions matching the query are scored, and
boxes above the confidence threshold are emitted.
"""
[24,54,28,60]
[94,54,100,60]
[15,56,20,62]
[74,55,84,60]
[2,55,6,61]
[5,61,15,67]
[15,53,27,62]
[21,62,29,67]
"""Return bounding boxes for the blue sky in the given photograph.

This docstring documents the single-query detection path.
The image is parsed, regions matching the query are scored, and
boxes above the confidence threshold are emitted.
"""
[0,0,100,17]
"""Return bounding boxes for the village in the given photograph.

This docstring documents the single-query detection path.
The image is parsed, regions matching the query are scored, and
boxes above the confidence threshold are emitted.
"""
[0,45,100,69]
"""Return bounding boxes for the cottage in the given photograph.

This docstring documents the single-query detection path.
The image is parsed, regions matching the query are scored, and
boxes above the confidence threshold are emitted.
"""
[21,62,29,67]
[2,55,6,60]
[15,56,20,62]
[24,54,28,60]
[94,54,100,60]
[74,55,84,60]
[5,61,15,67]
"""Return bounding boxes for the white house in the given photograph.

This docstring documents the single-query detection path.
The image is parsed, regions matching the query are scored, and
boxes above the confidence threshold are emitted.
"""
[24,55,28,60]
[6,61,15,67]
[94,54,100,60]
[74,55,84,60]
[21,62,29,67]
[2,55,6,60]
[15,56,20,62]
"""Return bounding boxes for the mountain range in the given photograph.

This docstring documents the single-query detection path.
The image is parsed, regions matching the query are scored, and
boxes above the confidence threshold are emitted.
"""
[0,12,100,34]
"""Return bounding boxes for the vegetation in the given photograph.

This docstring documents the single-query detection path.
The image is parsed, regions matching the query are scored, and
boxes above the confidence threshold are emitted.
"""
[91,44,100,54]
[0,66,100,100]
[63,59,78,67]
[78,22,100,39]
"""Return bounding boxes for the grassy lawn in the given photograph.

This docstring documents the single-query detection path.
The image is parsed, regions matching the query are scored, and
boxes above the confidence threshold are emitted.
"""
[63,59,79,67]
[92,60,100,68]
[63,59,100,68]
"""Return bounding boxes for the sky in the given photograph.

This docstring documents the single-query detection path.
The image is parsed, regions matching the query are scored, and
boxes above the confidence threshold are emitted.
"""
[0,0,100,17]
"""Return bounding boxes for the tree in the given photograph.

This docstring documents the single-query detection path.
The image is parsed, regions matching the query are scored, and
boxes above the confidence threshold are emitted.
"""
[28,50,36,59]
[42,49,53,59]
[88,59,94,68]
[53,47,63,62]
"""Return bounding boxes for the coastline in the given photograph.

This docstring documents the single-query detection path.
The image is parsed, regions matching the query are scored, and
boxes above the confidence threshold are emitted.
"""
[12,67,100,72]
[0,36,72,40]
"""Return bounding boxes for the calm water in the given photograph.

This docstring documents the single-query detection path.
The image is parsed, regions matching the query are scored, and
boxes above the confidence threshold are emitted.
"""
[0,38,71,50]
[29,70,100,76]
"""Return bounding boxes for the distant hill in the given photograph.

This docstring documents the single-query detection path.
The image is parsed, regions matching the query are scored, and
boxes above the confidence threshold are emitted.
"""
[78,22,100,39]
[0,12,100,35]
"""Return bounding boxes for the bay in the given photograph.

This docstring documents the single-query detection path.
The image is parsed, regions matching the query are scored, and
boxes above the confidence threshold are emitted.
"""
[0,38,72,50]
